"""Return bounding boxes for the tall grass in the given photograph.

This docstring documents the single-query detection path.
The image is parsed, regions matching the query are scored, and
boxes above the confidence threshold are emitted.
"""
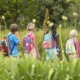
[0,28,80,79]
[0,27,80,57]
[0,53,79,80]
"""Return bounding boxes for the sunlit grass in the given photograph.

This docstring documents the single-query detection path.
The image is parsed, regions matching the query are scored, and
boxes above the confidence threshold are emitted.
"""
[0,27,80,79]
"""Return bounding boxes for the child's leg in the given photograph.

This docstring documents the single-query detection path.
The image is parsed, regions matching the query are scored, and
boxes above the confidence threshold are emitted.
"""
[46,49,58,61]
[31,48,37,59]
[46,53,50,60]
[45,49,50,60]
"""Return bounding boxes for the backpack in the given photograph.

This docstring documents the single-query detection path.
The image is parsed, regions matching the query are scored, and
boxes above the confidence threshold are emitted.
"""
[43,33,54,49]
[0,40,8,54]
[66,39,76,54]
[0,34,15,56]
[23,34,32,53]
[74,39,80,57]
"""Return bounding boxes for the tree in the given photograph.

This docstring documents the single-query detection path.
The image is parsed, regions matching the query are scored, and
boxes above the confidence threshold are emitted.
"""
[0,0,77,28]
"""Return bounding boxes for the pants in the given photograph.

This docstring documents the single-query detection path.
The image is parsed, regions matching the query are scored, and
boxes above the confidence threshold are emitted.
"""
[46,48,58,60]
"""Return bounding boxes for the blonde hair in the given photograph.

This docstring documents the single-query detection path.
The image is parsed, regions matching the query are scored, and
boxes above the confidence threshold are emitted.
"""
[70,29,78,38]
[27,23,35,30]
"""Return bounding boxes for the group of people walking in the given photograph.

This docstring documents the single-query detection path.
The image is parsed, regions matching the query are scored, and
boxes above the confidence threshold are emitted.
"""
[0,22,80,60]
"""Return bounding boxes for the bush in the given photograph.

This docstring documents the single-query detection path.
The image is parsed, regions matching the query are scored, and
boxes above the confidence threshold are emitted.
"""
[0,0,79,28]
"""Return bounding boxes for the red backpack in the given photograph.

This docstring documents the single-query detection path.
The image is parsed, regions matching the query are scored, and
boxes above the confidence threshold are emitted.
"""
[0,34,12,56]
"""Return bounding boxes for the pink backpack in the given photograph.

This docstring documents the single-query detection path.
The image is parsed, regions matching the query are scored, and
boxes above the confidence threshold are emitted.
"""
[43,33,54,49]
[23,34,32,53]
[74,39,80,57]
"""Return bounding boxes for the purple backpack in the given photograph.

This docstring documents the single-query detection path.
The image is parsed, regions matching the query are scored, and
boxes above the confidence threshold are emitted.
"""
[23,34,32,53]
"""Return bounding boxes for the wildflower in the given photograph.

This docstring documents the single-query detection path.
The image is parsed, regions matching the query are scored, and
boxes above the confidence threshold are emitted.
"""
[72,12,78,17]
[32,19,36,23]
[49,22,53,27]
[47,21,50,24]
[62,16,68,21]
[59,24,62,28]
[2,15,5,20]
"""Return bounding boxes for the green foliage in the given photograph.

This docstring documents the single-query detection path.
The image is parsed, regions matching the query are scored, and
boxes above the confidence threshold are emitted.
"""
[0,0,40,28]
[0,0,79,29]
[0,25,80,79]
[0,53,80,80]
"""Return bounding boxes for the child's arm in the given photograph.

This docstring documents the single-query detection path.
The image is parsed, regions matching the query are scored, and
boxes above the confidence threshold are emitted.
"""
[13,31,20,45]
[15,31,20,40]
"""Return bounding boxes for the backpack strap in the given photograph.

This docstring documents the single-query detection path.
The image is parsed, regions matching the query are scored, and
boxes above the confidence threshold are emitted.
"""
[4,34,12,55]
[26,33,33,41]
[27,33,32,37]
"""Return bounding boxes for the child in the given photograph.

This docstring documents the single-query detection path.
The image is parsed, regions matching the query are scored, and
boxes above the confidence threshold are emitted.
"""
[7,23,20,57]
[66,29,80,58]
[43,24,59,60]
[71,30,80,57]
[23,23,40,59]
[51,24,60,53]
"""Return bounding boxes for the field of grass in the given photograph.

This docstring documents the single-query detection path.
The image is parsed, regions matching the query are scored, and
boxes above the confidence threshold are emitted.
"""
[0,27,80,80]
[0,53,80,80]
